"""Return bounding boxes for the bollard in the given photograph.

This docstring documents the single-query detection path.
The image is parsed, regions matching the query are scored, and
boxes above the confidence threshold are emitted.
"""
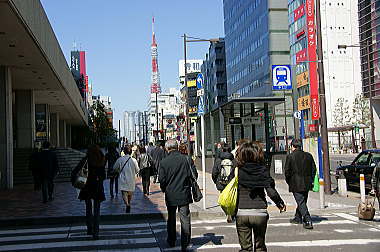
[338,178,347,197]
[360,173,365,203]
[319,178,325,209]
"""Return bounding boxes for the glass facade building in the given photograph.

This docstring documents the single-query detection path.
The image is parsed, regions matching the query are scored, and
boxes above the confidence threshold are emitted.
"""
[358,0,380,98]
[223,0,290,98]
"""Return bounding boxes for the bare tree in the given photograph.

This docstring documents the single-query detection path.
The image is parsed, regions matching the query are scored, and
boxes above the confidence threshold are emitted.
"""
[332,97,350,127]
[351,93,370,126]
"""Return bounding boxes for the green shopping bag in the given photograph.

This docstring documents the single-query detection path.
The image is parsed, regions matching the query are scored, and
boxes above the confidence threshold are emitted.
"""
[218,168,238,216]
[312,173,319,192]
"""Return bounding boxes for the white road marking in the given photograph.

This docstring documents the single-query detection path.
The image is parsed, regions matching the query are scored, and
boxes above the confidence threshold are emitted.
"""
[0,233,68,242]
[0,237,158,251]
[0,223,150,236]
[334,213,359,222]
[268,220,356,227]
[164,239,380,250]
[334,229,353,233]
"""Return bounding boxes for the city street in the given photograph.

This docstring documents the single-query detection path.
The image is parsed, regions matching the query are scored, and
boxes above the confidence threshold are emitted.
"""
[0,210,379,251]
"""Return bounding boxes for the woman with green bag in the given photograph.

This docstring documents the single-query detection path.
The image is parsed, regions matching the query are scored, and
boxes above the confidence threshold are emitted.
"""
[233,141,286,252]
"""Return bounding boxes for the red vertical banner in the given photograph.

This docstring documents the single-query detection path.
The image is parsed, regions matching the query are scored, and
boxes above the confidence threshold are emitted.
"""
[294,4,305,22]
[306,0,320,120]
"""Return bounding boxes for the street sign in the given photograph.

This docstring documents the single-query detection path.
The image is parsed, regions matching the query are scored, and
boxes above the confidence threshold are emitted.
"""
[198,96,204,116]
[196,73,204,89]
[228,117,242,125]
[272,65,292,90]
[293,111,301,119]
[197,88,204,97]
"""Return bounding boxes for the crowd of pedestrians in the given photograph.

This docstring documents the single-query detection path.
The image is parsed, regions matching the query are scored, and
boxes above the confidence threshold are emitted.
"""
[29,137,380,252]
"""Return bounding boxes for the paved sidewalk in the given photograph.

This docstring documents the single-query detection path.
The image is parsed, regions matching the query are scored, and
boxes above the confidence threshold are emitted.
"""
[0,157,373,225]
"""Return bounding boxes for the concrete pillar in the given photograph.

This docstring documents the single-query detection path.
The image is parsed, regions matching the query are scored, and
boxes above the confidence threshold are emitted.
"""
[66,124,71,148]
[15,90,35,148]
[50,113,59,147]
[59,120,66,148]
[0,66,13,189]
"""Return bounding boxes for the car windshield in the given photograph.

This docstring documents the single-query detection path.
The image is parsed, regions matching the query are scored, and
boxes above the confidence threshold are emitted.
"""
[355,152,370,165]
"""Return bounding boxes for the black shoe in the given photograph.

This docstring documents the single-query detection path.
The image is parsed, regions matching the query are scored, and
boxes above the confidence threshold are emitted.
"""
[48,196,53,201]
[290,218,302,224]
[126,206,131,213]
[93,234,99,240]
[110,195,114,199]
[303,221,313,229]
[42,200,48,204]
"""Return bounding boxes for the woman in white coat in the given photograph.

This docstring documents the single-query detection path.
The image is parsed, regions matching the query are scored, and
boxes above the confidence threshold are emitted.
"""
[113,145,139,213]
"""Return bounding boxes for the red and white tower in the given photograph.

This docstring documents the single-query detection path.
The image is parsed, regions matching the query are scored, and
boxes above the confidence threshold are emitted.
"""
[150,17,161,94]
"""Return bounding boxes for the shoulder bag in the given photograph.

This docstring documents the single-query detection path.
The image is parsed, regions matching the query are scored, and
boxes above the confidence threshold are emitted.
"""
[186,157,203,202]
[73,159,88,189]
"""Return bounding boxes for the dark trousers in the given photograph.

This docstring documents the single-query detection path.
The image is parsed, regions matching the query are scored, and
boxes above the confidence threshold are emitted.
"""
[41,178,54,202]
[293,191,311,222]
[110,175,119,197]
[141,169,151,194]
[85,199,101,235]
[236,215,269,252]
[167,204,191,249]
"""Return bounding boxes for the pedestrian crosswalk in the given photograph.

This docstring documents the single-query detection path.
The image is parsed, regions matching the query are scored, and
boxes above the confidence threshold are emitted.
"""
[0,212,379,251]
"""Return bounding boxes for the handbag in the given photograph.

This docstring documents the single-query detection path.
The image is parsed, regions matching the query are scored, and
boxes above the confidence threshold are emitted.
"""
[358,196,376,220]
[73,159,88,189]
[186,157,203,202]
[218,168,238,216]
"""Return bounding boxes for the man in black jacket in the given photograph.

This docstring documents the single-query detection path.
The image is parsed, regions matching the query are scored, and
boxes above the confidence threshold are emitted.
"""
[36,141,59,203]
[284,139,316,229]
[159,139,197,251]
[150,141,167,183]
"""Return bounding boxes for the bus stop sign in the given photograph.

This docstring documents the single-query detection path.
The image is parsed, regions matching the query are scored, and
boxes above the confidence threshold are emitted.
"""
[272,65,292,90]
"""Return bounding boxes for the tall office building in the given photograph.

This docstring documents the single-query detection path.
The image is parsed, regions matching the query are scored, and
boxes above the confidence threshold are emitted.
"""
[223,0,294,147]
[358,0,380,143]
[288,0,362,148]
[124,111,144,144]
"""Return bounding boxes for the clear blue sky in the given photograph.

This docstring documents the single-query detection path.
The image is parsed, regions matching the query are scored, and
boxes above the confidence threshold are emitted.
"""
[40,0,225,129]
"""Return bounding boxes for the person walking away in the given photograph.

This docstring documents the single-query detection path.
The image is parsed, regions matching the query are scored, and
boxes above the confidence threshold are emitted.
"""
[72,145,106,240]
[151,141,167,183]
[284,139,316,229]
[147,142,155,156]
[370,162,380,212]
[139,146,153,195]
[214,142,223,159]
[212,143,236,222]
[105,146,120,199]
[233,141,286,252]
[36,141,58,203]
[114,145,139,213]
[159,139,198,251]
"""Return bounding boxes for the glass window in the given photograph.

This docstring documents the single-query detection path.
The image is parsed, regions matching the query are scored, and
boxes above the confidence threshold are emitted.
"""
[356,153,371,165]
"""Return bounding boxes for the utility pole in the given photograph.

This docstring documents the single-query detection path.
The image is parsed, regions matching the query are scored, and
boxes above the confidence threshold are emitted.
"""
[316,0,331,194]
[161,108,164,140]
[283,90,289,151]
[184,34,191,154]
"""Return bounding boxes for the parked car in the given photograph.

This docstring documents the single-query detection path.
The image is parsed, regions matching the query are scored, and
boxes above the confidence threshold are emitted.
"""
[337,149,380,190]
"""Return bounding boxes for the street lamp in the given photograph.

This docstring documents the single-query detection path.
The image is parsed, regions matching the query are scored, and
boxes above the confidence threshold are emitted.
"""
[338,42,377,148]
[183,34,220,210]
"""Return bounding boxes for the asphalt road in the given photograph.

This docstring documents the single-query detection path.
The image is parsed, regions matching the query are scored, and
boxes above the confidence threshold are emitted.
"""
[1,209,379,251]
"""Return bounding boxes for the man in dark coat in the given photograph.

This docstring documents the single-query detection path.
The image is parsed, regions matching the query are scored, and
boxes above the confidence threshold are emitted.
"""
[36,141,58,203]
[284,139,316,229]
[159,139,197,251]
[150,141,167,183]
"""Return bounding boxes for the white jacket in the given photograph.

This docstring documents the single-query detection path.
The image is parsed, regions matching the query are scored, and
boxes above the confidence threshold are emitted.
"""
[113,155,139,192]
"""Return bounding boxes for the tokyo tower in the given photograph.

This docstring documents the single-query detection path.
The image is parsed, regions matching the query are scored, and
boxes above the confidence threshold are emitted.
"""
[150,17,161,94]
